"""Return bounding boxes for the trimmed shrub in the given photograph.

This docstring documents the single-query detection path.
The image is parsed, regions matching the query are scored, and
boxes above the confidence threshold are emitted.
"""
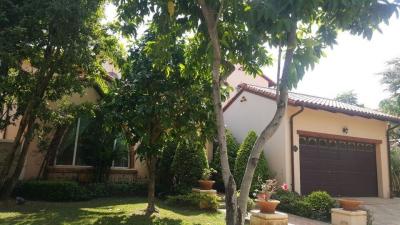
[234,131,270,193]
[108,182,147,196]
[273,189,302,213]
[211,129,240,191]
[86,182,147,198]
[14,180,91,201]
[273,189,334,221]
[165,193,219,211]
[304,191,335,221]
[172,139,209,194]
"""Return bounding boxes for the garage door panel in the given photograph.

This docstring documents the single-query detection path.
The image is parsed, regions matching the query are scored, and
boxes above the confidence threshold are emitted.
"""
[300,135,378,197]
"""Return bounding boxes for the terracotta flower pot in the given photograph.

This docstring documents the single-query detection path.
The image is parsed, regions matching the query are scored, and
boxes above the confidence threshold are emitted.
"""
[256,199,280,214]
[338,199,363,211]
[198,180,215,190]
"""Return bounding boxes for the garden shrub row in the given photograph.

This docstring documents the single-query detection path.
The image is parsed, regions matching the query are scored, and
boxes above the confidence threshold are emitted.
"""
[165,193,219,211]
[273,190,336,221]
[14,180,147,201]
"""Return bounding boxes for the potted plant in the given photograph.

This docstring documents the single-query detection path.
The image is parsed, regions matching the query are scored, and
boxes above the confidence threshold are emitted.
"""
[255,179,281,214]
[338,199,363,211]
[198,168,217,190]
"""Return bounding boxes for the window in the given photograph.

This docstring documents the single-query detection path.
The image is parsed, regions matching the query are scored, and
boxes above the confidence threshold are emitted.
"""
[55,118,130,168]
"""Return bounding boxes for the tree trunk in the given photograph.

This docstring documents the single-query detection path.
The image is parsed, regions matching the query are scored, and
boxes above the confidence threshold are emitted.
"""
[37,125,68,179]
[237,21,297,223]
[197,1,238,225]
[0,118,35,199]
[146,156,158,215]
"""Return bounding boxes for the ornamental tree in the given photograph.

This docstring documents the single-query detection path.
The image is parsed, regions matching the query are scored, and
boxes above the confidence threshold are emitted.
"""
[104,31,214,214]
[0,0,116,199]
[114,0,398,223]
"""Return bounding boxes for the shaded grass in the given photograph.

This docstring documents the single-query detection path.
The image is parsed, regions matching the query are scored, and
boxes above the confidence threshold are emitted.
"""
[0,197,225,225]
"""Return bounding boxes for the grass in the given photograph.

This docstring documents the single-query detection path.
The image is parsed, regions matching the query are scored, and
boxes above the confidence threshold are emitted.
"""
[0,197,225,225]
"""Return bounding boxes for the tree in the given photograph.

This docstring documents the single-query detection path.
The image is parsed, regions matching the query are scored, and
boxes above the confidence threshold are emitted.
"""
[0,0,115,199]
[114,1,398,224]
[380,58,400,115]
[105,32,214,214]
[335,90,364,106]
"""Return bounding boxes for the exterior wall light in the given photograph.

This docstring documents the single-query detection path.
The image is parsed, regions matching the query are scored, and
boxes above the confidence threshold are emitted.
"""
[342,126,349,134]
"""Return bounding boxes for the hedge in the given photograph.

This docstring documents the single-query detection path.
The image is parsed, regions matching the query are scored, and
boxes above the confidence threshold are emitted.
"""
[234,131,270,193]
[165,193,219,211]
[14,180,147,201]
[273,189,336,222]
[14,180,91,201]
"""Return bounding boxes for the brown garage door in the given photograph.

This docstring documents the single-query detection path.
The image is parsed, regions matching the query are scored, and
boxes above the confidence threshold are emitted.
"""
[300,135,378,197]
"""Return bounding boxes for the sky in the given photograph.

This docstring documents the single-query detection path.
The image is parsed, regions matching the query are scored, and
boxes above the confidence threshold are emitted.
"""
[262,15,400,109]
[105,4,400,109]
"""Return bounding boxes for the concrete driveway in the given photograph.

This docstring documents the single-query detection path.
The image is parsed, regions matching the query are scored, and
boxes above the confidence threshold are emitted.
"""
[355,197,400,225]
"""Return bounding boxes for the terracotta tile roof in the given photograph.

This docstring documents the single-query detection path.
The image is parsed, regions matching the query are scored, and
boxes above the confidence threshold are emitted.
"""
[226,83,400,123]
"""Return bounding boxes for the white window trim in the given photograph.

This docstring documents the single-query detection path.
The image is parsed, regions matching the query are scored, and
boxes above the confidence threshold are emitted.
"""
[54,118,80,166]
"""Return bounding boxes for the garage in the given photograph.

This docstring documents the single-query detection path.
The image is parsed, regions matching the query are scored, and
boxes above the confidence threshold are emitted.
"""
[299,134,378,197]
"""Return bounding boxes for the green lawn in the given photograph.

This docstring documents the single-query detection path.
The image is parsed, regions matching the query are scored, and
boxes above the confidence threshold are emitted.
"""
[0,197,225,225]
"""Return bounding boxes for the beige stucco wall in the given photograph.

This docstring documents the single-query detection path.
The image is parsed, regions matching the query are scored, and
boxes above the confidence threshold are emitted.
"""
[224,91,289,184]
[288,106,390,198]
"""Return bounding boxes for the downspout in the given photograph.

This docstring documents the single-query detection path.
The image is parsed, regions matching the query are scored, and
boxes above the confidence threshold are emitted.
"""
[289,104,304,192]
[387,123,400,198]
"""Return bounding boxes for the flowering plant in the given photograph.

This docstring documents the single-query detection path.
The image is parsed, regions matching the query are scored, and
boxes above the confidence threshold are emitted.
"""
[201,168,217,180]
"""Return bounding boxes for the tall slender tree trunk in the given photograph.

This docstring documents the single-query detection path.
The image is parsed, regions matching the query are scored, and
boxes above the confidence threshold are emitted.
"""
[197,1,238,225]
[237,20,297,223]
[146,156,158,215]
[0,118,35,199]
[37,125,68,179]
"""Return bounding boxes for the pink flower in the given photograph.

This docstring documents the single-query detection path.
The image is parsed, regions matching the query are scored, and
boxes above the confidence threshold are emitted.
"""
[281,183,288,191]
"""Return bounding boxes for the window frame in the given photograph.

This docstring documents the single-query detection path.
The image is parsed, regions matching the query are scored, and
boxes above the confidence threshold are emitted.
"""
[54,117,130,169]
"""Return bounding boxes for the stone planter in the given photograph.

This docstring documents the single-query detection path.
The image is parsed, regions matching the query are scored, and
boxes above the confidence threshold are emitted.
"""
[256,199,280,214]
[198,180,215,190]
[338,199,363,211]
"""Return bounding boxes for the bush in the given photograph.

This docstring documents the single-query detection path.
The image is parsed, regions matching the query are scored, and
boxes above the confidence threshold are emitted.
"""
[211,129,239,191]
[234,131,270,193]
[172,139,209,194]
[273,189,302,213]
[157,140,177,195]
[292,200,312,218]
[86,182,148,198]
[273,190,334,221]
[87,183,110,198]
[14,180,91,201]
[304,191,335,221]
[165,193,219,211]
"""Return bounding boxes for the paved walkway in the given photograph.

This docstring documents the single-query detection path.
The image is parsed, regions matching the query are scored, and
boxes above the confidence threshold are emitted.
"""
[288,213,329,225]
[354,197,400,225]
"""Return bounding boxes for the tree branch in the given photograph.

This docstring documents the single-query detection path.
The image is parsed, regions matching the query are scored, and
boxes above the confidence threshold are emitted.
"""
[237,18,297,222]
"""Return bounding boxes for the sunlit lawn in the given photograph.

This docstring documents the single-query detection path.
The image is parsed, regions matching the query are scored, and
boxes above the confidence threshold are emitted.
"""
[0,197,225,225]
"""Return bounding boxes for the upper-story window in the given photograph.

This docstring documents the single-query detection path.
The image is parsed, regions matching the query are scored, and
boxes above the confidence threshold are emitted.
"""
[55,118,130,168]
